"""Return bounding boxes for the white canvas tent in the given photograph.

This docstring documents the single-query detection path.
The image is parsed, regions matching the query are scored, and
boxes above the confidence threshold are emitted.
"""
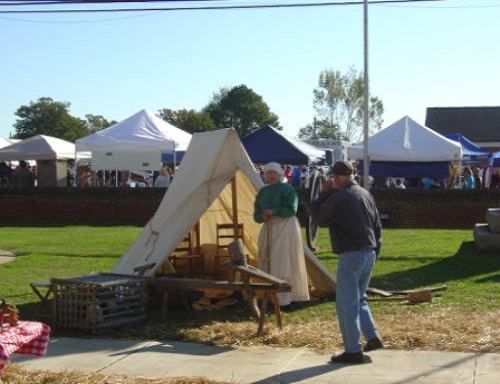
[0,137,19,149]
[0,135,76,161]
[347,116,462,179]
[75,109,192,170]
[348,115,462,162]
[0,135,80,187]
[112,128,335,294]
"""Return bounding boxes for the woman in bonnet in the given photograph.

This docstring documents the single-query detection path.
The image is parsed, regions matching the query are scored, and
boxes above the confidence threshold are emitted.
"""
[253,162,310,310]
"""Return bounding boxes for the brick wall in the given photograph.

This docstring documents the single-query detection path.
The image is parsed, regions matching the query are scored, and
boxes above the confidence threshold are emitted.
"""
[0,188,165,226]
[372,189,500,228]
[0,188,499,228]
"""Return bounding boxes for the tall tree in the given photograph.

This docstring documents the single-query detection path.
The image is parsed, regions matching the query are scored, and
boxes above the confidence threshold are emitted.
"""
[203,85,280,137]
[299,67,384,142]
[85,114,116,133]
[13,97,88,141]
[158,108,216,133]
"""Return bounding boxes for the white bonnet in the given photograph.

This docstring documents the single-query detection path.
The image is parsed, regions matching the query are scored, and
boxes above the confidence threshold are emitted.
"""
[263,162,284,176]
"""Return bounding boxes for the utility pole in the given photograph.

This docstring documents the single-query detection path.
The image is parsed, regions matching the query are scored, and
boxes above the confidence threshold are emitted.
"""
[362,0,370,189]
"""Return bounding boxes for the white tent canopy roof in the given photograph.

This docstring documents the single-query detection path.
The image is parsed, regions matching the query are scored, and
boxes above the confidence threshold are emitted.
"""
[75,109,192,170]
[0,137,19,149]
[0,135,76,161]
[76,109,191,152]
[347,115,462,162]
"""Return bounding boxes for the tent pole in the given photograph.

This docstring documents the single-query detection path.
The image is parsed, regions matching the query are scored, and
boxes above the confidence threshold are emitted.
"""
[231,177,239,240]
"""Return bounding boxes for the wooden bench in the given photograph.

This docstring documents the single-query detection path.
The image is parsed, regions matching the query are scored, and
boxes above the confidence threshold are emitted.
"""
[152,263,291,335]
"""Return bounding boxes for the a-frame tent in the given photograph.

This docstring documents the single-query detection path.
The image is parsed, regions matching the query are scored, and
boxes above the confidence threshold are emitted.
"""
[112,128,335,294]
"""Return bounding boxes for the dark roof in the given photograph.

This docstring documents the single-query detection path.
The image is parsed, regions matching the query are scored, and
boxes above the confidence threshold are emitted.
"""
[425,106,500,142]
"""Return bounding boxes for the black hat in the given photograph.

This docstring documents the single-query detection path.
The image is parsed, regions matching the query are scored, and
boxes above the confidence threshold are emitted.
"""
[331,160,353,176]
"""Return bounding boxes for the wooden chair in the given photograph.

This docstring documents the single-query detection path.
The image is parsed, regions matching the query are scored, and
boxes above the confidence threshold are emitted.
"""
[167,222,204,278]
[214,223,244,280]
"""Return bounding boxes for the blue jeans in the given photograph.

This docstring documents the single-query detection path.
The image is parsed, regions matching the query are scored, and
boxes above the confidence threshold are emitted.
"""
[336,248,379,353]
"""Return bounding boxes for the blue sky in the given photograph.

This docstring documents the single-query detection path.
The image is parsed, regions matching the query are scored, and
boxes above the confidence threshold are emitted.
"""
[1,0,499,141]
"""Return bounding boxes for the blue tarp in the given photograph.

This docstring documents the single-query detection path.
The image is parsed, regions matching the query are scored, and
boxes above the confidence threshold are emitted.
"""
[161,151,185,164]
[492,152,500,167]
[444,133,491,163]
[356,161,451,179]
[241,125,324,165]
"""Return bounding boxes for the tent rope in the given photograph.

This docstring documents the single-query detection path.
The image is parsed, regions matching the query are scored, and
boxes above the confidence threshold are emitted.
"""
[143,222,160,261]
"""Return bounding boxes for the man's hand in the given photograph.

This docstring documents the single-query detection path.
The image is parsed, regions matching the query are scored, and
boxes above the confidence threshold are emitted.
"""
[322,178,335,193]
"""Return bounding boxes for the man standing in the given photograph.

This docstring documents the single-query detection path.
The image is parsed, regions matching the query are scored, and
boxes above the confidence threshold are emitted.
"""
[13,160,35,189]
[311,160,383,364]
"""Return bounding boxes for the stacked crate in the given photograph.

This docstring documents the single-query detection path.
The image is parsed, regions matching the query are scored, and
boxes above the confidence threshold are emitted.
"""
[51,273,147,334]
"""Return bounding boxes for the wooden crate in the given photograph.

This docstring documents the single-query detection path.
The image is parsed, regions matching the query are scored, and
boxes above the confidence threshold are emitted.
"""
[51,273,147,334]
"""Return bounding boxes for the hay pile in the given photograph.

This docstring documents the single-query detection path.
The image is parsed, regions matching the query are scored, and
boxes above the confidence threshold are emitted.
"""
[179,307,499,353]
[0,365,226,384]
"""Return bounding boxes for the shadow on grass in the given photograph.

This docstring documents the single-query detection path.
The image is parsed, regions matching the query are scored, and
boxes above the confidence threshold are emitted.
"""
[12,252,122,259]
[371,241,500,290]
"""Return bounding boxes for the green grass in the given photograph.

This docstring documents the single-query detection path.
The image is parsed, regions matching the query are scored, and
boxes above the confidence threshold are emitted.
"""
[0,226,498,313]
[313,228,498,310]
[0,226,142,302]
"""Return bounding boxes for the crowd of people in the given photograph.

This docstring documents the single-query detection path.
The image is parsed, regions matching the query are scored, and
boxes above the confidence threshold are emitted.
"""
[70,162,175,188]
[382,164,499,190]
[2,157,499,191]
[257,162,499,192]
[0,159,179,189]
[0,160,36,189]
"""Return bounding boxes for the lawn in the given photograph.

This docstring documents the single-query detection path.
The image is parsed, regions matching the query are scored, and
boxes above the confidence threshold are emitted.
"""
[0,225,498,355]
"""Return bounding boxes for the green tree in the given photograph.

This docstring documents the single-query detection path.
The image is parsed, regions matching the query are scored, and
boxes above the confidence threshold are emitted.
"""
[203,85,280,137]
[85,114,116,133]
[13,97,88,141]
[158,108,216,134]
[299,67,384,141]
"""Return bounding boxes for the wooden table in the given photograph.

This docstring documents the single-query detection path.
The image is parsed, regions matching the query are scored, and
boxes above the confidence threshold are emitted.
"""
[224,263,291,335]
[0,321,51,374]
[153,263,291,335]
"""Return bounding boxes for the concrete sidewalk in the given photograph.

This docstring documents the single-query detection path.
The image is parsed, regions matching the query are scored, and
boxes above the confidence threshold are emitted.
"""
[0,249,15,265]
[10,337,499,383]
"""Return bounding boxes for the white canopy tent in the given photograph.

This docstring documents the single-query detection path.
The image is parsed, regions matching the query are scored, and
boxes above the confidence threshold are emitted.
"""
[0,135,80,187]
[0,135,77,161]
[112,128,336,294]
[348,115,462,162]
[347,116,462,180]
[75,109,192,170]
[0,137,19,149]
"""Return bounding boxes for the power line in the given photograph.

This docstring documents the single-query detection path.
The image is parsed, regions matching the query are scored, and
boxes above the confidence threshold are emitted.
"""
[0,1,454,14]
[0,0,227,5]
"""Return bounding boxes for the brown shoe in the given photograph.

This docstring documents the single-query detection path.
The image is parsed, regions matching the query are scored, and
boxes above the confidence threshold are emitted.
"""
[329,352,364,364]
[364,337,384,352]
